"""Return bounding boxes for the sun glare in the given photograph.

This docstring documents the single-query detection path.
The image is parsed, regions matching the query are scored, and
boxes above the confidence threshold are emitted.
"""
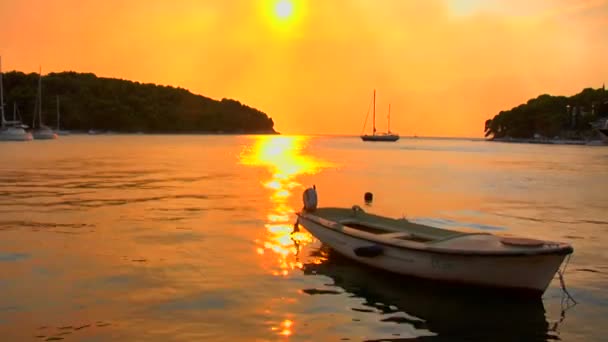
[239,136,331,277]
[275,0,294,20]
[262,0,305,35]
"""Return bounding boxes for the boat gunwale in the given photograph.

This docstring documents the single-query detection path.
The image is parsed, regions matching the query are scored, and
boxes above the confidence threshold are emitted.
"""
[297,211,574,257]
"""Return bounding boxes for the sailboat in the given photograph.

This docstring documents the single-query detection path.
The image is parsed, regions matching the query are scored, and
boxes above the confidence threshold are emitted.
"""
[361,89,399,142]
[32,67,58,140]
[55,95,70,135]
[0,56,33,142]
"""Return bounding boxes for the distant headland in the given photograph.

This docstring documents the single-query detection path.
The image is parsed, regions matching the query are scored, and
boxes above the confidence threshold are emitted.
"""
[484,86,608,144]
[2,71,278,134]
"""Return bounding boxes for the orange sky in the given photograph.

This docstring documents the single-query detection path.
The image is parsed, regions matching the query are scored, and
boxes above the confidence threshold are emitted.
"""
[1,0,607,137]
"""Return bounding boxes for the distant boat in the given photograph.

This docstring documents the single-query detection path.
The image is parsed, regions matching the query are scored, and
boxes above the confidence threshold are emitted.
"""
[0,104,34,142]
[0,56,33,142]
[55,95,70,136]
[361,89,399,142]
[32,67,58,140]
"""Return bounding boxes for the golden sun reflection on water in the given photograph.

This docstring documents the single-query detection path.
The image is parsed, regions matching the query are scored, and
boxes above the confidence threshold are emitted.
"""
[240,136,330,278]
[240,136,332,338]
[270,318,294,336]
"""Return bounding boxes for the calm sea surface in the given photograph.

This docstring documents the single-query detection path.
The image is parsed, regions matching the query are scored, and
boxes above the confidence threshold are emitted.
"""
[0,135,606,341]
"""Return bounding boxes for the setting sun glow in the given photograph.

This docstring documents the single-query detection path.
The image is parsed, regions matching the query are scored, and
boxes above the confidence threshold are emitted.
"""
[275,0,294,20]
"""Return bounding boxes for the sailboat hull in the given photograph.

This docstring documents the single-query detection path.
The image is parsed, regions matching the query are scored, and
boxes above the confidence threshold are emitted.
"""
[33,129,57,140]
[0,127,33,141]
[361,134,400,142]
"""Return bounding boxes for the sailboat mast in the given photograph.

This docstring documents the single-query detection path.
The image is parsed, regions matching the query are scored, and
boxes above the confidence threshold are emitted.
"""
[56,95,60,131]
[32,97,36,128]
[373,89,376,135]
[0,56,5,127]
[38,66,42,128]
[388,104,391,133]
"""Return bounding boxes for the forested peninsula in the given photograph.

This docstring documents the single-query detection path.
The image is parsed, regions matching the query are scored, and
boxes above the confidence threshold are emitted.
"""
[484,87,608,140]
[1,71,277,134]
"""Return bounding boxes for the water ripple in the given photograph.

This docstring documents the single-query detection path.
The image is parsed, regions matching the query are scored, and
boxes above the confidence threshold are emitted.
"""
[0,194,234,211]
[0,253,30,262]
[33,321,111,341]
[0,221,94,232]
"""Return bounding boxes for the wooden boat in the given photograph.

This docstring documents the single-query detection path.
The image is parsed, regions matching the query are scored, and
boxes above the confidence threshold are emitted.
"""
[295,187,574,296]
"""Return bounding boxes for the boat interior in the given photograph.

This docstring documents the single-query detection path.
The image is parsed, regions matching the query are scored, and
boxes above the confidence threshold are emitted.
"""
[339,221,439,243]
[337,219,489,245]
[303,206,504,246]
[301,205,574,255]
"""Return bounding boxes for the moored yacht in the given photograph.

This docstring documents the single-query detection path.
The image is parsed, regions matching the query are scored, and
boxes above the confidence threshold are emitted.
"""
[31,67,57,140]
[0,56,33,142]
[360,90,400,142]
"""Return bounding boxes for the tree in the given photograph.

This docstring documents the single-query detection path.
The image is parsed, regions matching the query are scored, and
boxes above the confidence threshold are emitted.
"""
[484,87,607,139]
[2,71,277,134]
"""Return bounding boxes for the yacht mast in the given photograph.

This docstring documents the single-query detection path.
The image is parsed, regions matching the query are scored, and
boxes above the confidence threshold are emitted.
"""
[388,104,391,133]
[56,95,60,131]
[38,66,43,128]
[0,56,5,128]
[372,89,376,135]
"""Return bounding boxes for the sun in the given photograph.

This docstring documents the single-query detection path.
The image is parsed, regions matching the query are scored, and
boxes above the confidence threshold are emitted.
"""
[275,0,294,20]
[261,0,305,35]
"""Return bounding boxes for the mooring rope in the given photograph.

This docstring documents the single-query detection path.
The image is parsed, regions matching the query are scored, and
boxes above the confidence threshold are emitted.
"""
[360,96,373,135]
[557,254,577,305]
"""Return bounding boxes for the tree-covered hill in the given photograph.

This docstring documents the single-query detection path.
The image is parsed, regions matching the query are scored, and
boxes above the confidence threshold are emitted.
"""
[484,87,608,140]
[1,71,277,134]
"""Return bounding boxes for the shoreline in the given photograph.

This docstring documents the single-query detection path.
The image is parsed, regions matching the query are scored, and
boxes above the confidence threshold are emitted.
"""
[489,137,606,146]
[68,130,280,135]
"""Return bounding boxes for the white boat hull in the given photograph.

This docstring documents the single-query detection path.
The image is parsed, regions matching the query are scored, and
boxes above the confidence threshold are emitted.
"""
[33,129,58,139]
[298,213,569,295]
[0,127,33,141]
